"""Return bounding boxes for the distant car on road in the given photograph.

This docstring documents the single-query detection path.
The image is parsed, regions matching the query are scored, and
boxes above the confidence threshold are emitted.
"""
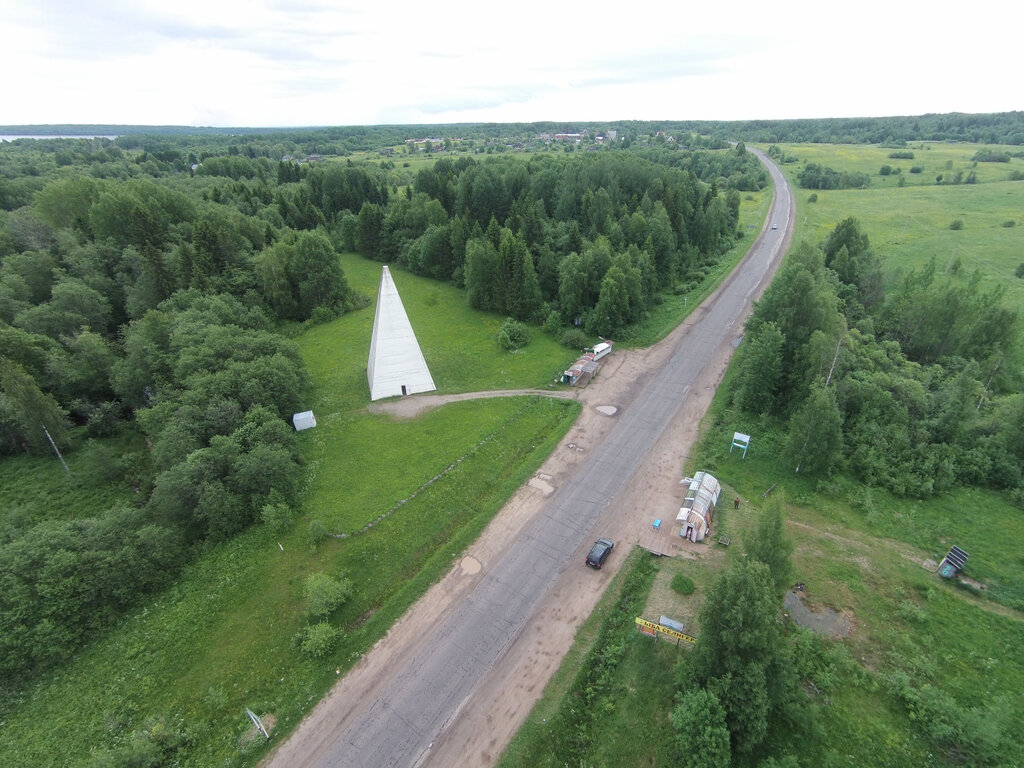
[771,223,778,230]
[585,538,615,569]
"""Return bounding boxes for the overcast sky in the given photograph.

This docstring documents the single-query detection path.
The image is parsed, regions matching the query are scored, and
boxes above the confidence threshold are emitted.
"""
[2,0,1018,128]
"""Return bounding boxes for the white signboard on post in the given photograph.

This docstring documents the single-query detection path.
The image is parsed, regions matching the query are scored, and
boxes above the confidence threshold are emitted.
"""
[730,431,751,458]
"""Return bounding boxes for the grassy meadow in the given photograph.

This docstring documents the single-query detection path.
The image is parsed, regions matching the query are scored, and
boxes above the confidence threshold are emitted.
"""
[778,142,1024,308]
[498,144,1024,767]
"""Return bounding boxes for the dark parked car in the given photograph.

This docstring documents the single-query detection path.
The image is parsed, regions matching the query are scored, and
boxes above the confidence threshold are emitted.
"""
[585,538,615,569]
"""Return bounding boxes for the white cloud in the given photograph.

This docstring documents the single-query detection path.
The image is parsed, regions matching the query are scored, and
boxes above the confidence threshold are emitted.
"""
[0,0,1018,127]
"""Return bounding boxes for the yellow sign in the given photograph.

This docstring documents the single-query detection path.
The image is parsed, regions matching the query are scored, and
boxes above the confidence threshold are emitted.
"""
[635,617,696,643]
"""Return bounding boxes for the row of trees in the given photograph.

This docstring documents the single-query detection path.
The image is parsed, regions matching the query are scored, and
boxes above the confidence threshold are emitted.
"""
[674,498,797,765]
[730,218,1023,498]
[796,162,872,190]
[5,111,1021,158]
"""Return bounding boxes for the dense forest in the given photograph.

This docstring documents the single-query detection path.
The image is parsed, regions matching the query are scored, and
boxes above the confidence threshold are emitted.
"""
[5,109,1024,147]
[0,128,755,681]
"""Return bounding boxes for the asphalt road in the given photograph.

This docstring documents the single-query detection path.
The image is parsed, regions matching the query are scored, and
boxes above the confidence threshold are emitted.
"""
[287,148,791,768]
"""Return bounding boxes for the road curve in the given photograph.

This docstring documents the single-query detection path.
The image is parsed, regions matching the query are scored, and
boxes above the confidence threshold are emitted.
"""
[264,147,793,768]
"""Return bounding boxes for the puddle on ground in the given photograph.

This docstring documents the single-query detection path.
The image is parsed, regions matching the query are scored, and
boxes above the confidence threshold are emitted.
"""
[784,590,852,637]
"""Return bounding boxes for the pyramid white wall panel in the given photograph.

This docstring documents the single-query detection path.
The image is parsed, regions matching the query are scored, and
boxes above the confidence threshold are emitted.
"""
[367,266,436,401]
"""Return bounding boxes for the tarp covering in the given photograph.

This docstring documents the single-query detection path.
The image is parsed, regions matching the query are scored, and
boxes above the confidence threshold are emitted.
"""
[367,266,436,401]
[292,410,316,431]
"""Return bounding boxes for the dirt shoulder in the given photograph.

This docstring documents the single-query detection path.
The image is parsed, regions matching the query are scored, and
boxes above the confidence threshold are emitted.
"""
[420,325,739,768]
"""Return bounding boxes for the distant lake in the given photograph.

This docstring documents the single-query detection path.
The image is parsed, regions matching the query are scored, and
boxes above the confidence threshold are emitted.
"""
[0,134,118,142]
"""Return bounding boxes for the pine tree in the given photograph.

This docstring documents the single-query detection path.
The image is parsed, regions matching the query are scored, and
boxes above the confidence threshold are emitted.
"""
[689,559,795,756]
[745,494,795,597]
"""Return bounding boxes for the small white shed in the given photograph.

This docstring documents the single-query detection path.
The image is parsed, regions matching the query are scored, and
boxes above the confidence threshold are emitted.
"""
[292,411,316,431]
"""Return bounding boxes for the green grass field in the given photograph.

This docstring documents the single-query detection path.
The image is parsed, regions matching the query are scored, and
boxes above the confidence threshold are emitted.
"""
[0,395,580,767]
[0,251,582,766]
[501,431,1024,767]
[777,143,1024,307]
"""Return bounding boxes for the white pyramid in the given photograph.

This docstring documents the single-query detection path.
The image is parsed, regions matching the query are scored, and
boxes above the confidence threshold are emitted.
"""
[367,266,437,401]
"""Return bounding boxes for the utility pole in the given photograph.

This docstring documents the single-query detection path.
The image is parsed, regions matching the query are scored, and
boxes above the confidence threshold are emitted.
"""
[978,361,999,410]
[824,334,843,387]
[42,425,70,474]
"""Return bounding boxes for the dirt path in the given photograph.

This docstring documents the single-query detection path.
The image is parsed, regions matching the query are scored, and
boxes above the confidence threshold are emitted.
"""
[366,388,577,419]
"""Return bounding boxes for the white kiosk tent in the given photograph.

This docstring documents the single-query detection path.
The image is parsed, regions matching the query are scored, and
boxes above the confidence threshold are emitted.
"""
[675,471,722,542]
[367,266,436,401]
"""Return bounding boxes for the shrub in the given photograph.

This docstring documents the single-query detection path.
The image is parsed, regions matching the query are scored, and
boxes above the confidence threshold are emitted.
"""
[497,318,531,351]
[950,220,964,230]
[304,572,354,618]
[308,518,326,549]
[880,165,892,176]
[797,163,871,190]
[807,193,818,203]
[300,622,340,658]
[972,149,1011,162]
[80,438,126,483]
[543,309,562,335]
[260,498,294,533]
[1002,220,1016,228]
[560,327,588,350]
[84,401,123,439]
[307,305,338,325]
[909,166,923,174]
[889,150,915,159]
[1015,263,1024,279]
[671,573,696,595]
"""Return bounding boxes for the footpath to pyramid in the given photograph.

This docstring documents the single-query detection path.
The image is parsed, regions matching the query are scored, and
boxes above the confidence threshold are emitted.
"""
[367,266,436,401]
